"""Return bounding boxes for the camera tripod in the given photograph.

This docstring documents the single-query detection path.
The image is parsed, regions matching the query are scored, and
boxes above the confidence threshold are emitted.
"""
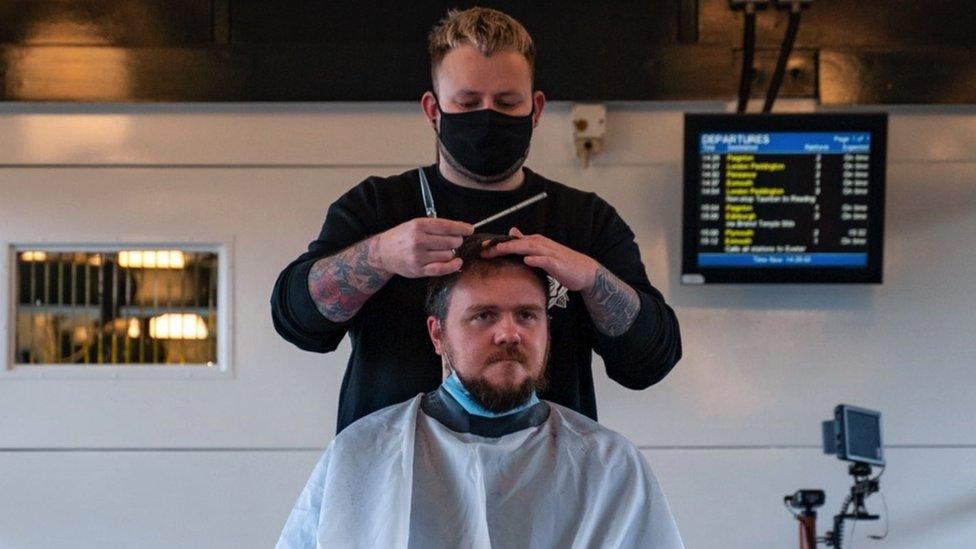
[787,462,880,548]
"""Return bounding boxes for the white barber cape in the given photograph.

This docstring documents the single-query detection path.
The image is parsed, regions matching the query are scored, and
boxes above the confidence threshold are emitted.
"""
[276,395,683,549]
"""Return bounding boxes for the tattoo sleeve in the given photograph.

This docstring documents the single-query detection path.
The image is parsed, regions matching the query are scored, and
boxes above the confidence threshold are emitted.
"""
[307,237,392,323]
[581,266,641,337]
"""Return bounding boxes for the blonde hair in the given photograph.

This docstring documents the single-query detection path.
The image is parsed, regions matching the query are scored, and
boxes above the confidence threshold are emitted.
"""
[427,7,535,90]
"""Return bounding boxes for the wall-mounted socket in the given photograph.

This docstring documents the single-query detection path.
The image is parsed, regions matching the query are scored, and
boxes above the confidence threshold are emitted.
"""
[571,103,606,169]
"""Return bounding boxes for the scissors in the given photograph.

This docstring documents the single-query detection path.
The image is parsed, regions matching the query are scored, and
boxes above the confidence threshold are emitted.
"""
[418,167,546,228]
[418,167,438,218]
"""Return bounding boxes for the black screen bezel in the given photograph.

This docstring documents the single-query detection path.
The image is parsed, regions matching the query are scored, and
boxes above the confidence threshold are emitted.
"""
[682,113,887,284]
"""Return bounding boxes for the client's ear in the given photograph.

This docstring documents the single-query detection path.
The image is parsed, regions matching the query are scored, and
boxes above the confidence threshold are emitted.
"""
[427,316,444,355]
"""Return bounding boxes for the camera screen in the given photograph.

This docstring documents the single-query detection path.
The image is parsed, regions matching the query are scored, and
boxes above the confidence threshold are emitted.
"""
[847,409,882,463]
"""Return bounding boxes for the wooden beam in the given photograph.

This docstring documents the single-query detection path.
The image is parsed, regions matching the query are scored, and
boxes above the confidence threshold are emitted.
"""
[698,0,976,48]
[678,0,698,43]
[0,43,821,102]
[820,48,976,105]
[0,0,212,46]
[644,45,816,100]
[213,0,230,46]
[2,44,972,105]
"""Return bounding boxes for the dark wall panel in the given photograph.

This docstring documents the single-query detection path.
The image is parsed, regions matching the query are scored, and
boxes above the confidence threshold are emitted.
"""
[230,2,678,46]
[0,1,213,46]
[0,46,241,102]
[820,48,976,105]
[645,45,816,100]
[0,1,971,104]
[229,1,680,100]
[699,0,976,48]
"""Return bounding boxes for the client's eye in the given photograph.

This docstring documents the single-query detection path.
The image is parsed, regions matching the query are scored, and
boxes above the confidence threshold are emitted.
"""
[519,311,539,321]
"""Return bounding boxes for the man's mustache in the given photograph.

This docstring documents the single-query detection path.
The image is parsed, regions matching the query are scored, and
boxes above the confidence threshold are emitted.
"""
[484,346,527,366]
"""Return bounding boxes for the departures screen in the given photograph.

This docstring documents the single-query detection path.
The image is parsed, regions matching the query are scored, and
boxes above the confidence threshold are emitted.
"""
[682,113,886,284]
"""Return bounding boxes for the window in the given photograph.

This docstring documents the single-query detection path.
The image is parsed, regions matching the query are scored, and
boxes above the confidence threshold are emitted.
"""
[6,246,228,376]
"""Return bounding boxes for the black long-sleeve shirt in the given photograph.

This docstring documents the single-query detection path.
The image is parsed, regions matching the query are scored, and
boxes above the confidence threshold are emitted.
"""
[271,165,681,433]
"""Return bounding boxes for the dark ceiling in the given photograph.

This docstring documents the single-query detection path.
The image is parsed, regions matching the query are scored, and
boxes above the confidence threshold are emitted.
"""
[0,0,973,103]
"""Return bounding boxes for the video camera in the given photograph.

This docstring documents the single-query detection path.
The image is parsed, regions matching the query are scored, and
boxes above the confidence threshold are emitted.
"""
[785,404,886,548]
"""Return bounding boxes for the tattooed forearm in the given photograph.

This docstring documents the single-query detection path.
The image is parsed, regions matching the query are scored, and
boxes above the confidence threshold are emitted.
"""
[308,236,392,322]
[581,266,641,337]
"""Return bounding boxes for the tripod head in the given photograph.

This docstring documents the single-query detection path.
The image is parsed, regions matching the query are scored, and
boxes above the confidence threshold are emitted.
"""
[840,462,880,521]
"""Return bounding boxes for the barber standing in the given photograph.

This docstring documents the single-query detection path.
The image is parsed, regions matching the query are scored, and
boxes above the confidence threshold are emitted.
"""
[271,7,681,433]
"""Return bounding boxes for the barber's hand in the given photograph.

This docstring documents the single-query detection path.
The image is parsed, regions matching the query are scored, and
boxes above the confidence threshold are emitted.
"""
[374,218,474,278]
[482,228,599,292]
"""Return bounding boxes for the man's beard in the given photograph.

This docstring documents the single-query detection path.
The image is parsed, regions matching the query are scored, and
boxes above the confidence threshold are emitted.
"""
[437,139,529,185]
[445,342,549,414]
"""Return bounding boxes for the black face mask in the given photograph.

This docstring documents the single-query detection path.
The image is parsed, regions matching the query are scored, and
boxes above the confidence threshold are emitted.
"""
[435,99,534,183]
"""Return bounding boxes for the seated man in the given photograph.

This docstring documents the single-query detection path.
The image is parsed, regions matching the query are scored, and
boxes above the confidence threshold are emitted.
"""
[277,234,683,549]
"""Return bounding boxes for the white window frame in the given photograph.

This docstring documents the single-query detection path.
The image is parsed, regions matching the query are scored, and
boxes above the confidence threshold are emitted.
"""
[1,240,234,380]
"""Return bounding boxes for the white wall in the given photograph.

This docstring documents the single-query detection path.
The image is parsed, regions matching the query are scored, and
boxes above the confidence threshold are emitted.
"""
[1,101,975,548]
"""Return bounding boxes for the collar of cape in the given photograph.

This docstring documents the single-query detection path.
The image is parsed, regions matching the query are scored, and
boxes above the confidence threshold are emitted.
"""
[421,373,549,438]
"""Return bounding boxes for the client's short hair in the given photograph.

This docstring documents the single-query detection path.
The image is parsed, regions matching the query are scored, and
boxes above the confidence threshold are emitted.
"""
[425,233,550,322]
